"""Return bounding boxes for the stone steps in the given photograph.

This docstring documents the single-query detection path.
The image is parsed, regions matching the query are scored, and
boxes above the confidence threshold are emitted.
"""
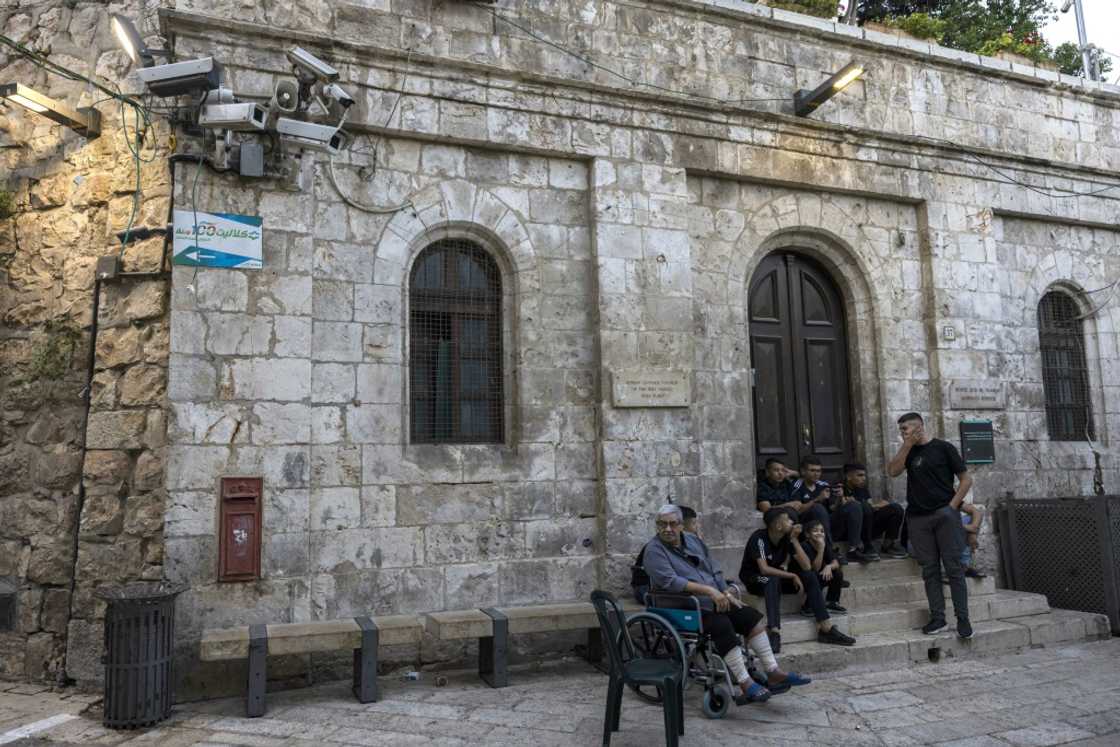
[760,589,1049,645]
[776,608,1111,674]
[742,574,996,615]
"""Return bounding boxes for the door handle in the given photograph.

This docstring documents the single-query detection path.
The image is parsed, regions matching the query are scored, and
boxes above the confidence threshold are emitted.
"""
[801,424,811,447]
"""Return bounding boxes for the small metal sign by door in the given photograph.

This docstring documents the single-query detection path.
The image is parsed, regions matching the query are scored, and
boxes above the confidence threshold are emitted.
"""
[960,420,995,465]
[219,477,262,582]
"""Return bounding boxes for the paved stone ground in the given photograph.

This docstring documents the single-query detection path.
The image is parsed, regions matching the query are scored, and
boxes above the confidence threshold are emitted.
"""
[2,638,1119,746]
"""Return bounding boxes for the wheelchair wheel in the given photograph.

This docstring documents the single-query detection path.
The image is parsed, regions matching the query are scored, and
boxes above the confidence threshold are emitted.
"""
[702,685,731,719]
[621,612,687,704]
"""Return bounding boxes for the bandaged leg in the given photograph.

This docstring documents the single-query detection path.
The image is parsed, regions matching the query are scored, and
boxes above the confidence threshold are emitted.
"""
[722,645,750,684]
[747,629,779,673]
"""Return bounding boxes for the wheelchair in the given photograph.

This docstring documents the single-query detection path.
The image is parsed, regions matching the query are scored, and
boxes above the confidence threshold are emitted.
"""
[623,590,768,719]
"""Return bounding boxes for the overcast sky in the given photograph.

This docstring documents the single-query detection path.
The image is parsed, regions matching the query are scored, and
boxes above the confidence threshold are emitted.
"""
[1041,0,1119,79]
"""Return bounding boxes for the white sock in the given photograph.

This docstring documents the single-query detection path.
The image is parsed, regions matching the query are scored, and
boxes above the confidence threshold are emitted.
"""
[723,645,750,684]
[748,631,779,672]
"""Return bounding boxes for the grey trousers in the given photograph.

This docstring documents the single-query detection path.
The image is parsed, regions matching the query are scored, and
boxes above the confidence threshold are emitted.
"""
[907,506,969,623]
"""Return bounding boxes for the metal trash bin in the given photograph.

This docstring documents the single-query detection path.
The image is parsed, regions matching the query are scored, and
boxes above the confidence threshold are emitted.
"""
[96,582,187,729]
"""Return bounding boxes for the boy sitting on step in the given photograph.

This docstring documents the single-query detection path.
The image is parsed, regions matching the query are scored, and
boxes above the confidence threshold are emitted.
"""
[795,519,849,616]
[959,501,986,579]
[739,507,856,653]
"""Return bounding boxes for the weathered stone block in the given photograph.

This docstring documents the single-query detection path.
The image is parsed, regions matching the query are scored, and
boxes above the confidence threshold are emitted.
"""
[85,411,147,450]
[252,402,311,444]
[397,482,500,525]
[223,358,311,401]
[119,364,167,407]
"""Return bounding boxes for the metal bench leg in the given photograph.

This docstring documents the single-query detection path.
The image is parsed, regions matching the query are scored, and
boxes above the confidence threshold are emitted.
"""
[352,616,379,703]
[247,624,267,718]
[479,608,508,688]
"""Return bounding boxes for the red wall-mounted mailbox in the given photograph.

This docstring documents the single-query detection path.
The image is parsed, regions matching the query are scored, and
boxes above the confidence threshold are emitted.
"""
[219,476,262,582]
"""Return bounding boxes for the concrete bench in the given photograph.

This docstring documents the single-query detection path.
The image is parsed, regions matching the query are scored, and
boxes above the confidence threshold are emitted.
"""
[200,614,422,717]
[425,601,638,688]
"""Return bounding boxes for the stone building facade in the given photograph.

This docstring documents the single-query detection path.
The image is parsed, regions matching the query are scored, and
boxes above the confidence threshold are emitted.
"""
[2,0,1119,690]
[156,0,1120,687]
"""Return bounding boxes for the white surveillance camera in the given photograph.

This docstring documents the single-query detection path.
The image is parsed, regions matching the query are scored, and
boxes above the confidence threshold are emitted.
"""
[286,47,339,82]
[322,82,355,108]
[275,116,348,155]
[199,102,268,131]
[137,57,221,97]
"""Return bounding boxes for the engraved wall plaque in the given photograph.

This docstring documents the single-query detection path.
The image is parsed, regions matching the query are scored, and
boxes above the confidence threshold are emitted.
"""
[950,380,1005,410]
[612,370,690,408]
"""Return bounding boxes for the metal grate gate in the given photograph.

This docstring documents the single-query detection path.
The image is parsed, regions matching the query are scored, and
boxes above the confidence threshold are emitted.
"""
[1003,496,1120,634]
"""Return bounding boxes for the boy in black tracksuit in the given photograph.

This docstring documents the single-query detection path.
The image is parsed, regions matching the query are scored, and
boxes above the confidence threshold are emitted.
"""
[795,519,847,615]
[739,507,855,653]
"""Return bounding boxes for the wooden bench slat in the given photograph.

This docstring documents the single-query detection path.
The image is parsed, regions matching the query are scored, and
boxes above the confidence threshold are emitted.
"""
[200,615,424,660]
[425,609,493,640]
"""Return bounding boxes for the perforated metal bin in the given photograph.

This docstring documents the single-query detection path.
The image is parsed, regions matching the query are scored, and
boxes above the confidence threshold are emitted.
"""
[96,582,187,729]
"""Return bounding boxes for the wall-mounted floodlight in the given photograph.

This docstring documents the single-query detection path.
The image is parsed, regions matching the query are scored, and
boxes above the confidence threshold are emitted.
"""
[110,13,169,68]
[793,61,865,117]
[0,83,101,137]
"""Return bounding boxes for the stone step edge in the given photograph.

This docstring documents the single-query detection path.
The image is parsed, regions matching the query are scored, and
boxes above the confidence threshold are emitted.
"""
[751,590,1051,643]
[774,609,1110,674]
[741,576,1000,615]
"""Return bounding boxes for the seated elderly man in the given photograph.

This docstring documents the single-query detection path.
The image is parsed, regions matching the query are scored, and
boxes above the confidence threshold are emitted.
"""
[642,504,811,705]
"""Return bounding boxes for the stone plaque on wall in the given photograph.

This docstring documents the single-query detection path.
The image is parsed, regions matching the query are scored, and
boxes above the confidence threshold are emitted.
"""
[951,380,1005,410]
[612,370,690,408]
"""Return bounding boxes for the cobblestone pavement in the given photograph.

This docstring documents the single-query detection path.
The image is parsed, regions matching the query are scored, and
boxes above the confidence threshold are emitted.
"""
[2,638,1119,746]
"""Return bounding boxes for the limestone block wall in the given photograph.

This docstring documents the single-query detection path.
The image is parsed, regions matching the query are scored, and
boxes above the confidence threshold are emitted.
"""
[0,1,173,683]
[171,0,1120,171]
[160,0,1120,619]
[165,142,598,648]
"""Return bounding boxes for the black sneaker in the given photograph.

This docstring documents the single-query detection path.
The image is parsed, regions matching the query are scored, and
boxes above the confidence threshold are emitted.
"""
[957,619,973,639]
[826,601,847,614]
[840,580,851,588]
[847,549,872,564]
[837,549,849,566]
[799,606,815,618]
[862,546,881,561]
[964,567,987,579]
[922,618,948,635]
[767,629,781,654]
[881,544,909,559]
[818,627,856,646]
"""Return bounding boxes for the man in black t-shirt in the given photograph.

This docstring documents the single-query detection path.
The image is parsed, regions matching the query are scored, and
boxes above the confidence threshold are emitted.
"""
[887,412,974,639]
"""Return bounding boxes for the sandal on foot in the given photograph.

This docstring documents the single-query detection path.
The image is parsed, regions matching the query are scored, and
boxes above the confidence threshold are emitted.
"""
[733,681,771,705]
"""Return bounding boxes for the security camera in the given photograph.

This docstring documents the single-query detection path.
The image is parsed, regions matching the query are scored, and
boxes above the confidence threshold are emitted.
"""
[137,57,221,97]
[199,102,268,131]
[275,117,348,155]
[322,82,355,109]
[286,47,339,82]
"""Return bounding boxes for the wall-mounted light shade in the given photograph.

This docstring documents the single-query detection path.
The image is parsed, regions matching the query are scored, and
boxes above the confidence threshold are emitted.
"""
[111,13,147,66]
[793,61,865,117]
[1,83,101,137]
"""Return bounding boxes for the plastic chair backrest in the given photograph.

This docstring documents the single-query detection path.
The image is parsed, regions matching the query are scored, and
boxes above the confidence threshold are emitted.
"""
[647,606,701,634]
[590,589,634,676]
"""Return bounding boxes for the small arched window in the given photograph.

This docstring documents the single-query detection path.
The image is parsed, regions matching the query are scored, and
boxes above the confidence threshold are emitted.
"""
[1038,291,1094,441]
[409,238,503,443]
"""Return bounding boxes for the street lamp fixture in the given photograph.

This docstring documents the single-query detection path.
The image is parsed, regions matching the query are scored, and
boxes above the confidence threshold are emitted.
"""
[110,13,169,68]
[0,83,101,137]
[793,61,865,117]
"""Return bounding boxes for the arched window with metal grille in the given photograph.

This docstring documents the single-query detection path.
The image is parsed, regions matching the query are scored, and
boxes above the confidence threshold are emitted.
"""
[409,238,504,444]
[1037,291,1094,441]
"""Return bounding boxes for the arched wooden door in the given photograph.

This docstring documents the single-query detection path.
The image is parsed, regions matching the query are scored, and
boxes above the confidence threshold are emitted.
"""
[749,251,853,480]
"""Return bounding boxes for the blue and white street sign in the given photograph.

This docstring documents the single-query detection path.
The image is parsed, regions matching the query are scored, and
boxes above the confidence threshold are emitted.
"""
[173,209,263,269]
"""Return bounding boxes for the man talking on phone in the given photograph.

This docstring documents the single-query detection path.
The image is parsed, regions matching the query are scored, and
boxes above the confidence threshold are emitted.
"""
[887,412,974,639]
